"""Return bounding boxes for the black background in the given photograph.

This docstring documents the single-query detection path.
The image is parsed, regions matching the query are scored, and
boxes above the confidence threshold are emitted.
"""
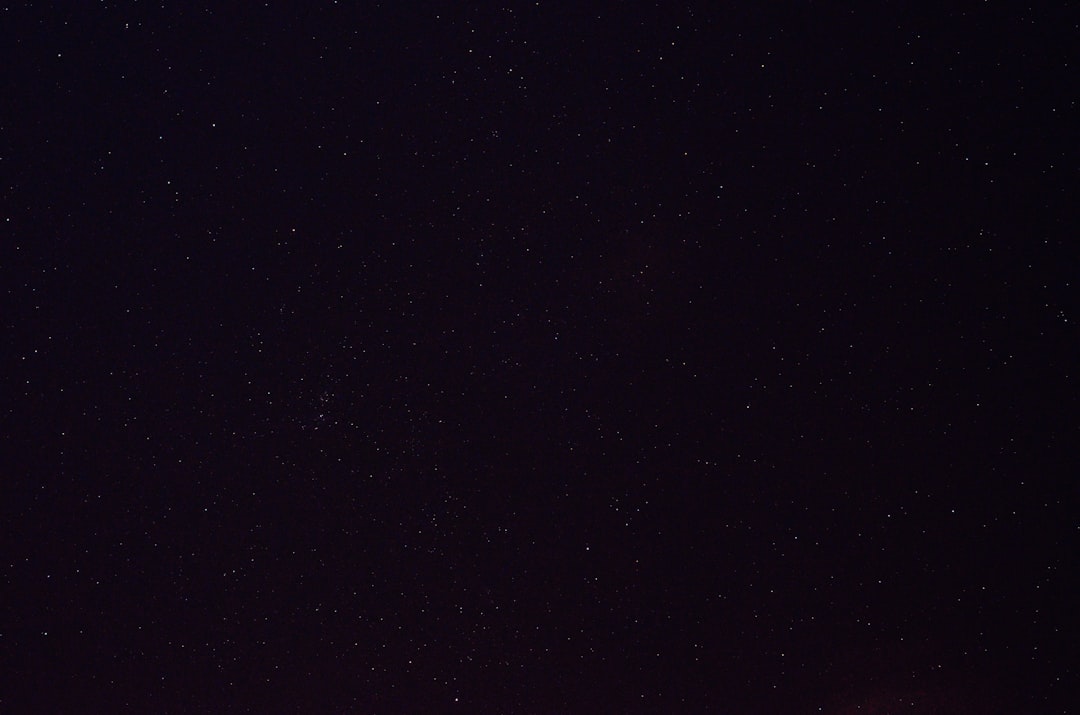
[2,3,1076,713]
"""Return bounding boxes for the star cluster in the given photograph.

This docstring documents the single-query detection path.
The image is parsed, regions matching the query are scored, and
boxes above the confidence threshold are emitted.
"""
[2,3,1076,713]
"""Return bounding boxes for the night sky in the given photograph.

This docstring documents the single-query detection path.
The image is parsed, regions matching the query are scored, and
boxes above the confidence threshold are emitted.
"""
[2,3,1077,713]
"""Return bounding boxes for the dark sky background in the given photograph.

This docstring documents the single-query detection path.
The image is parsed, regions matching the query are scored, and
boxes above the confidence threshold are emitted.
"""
[2,3,1077,713]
